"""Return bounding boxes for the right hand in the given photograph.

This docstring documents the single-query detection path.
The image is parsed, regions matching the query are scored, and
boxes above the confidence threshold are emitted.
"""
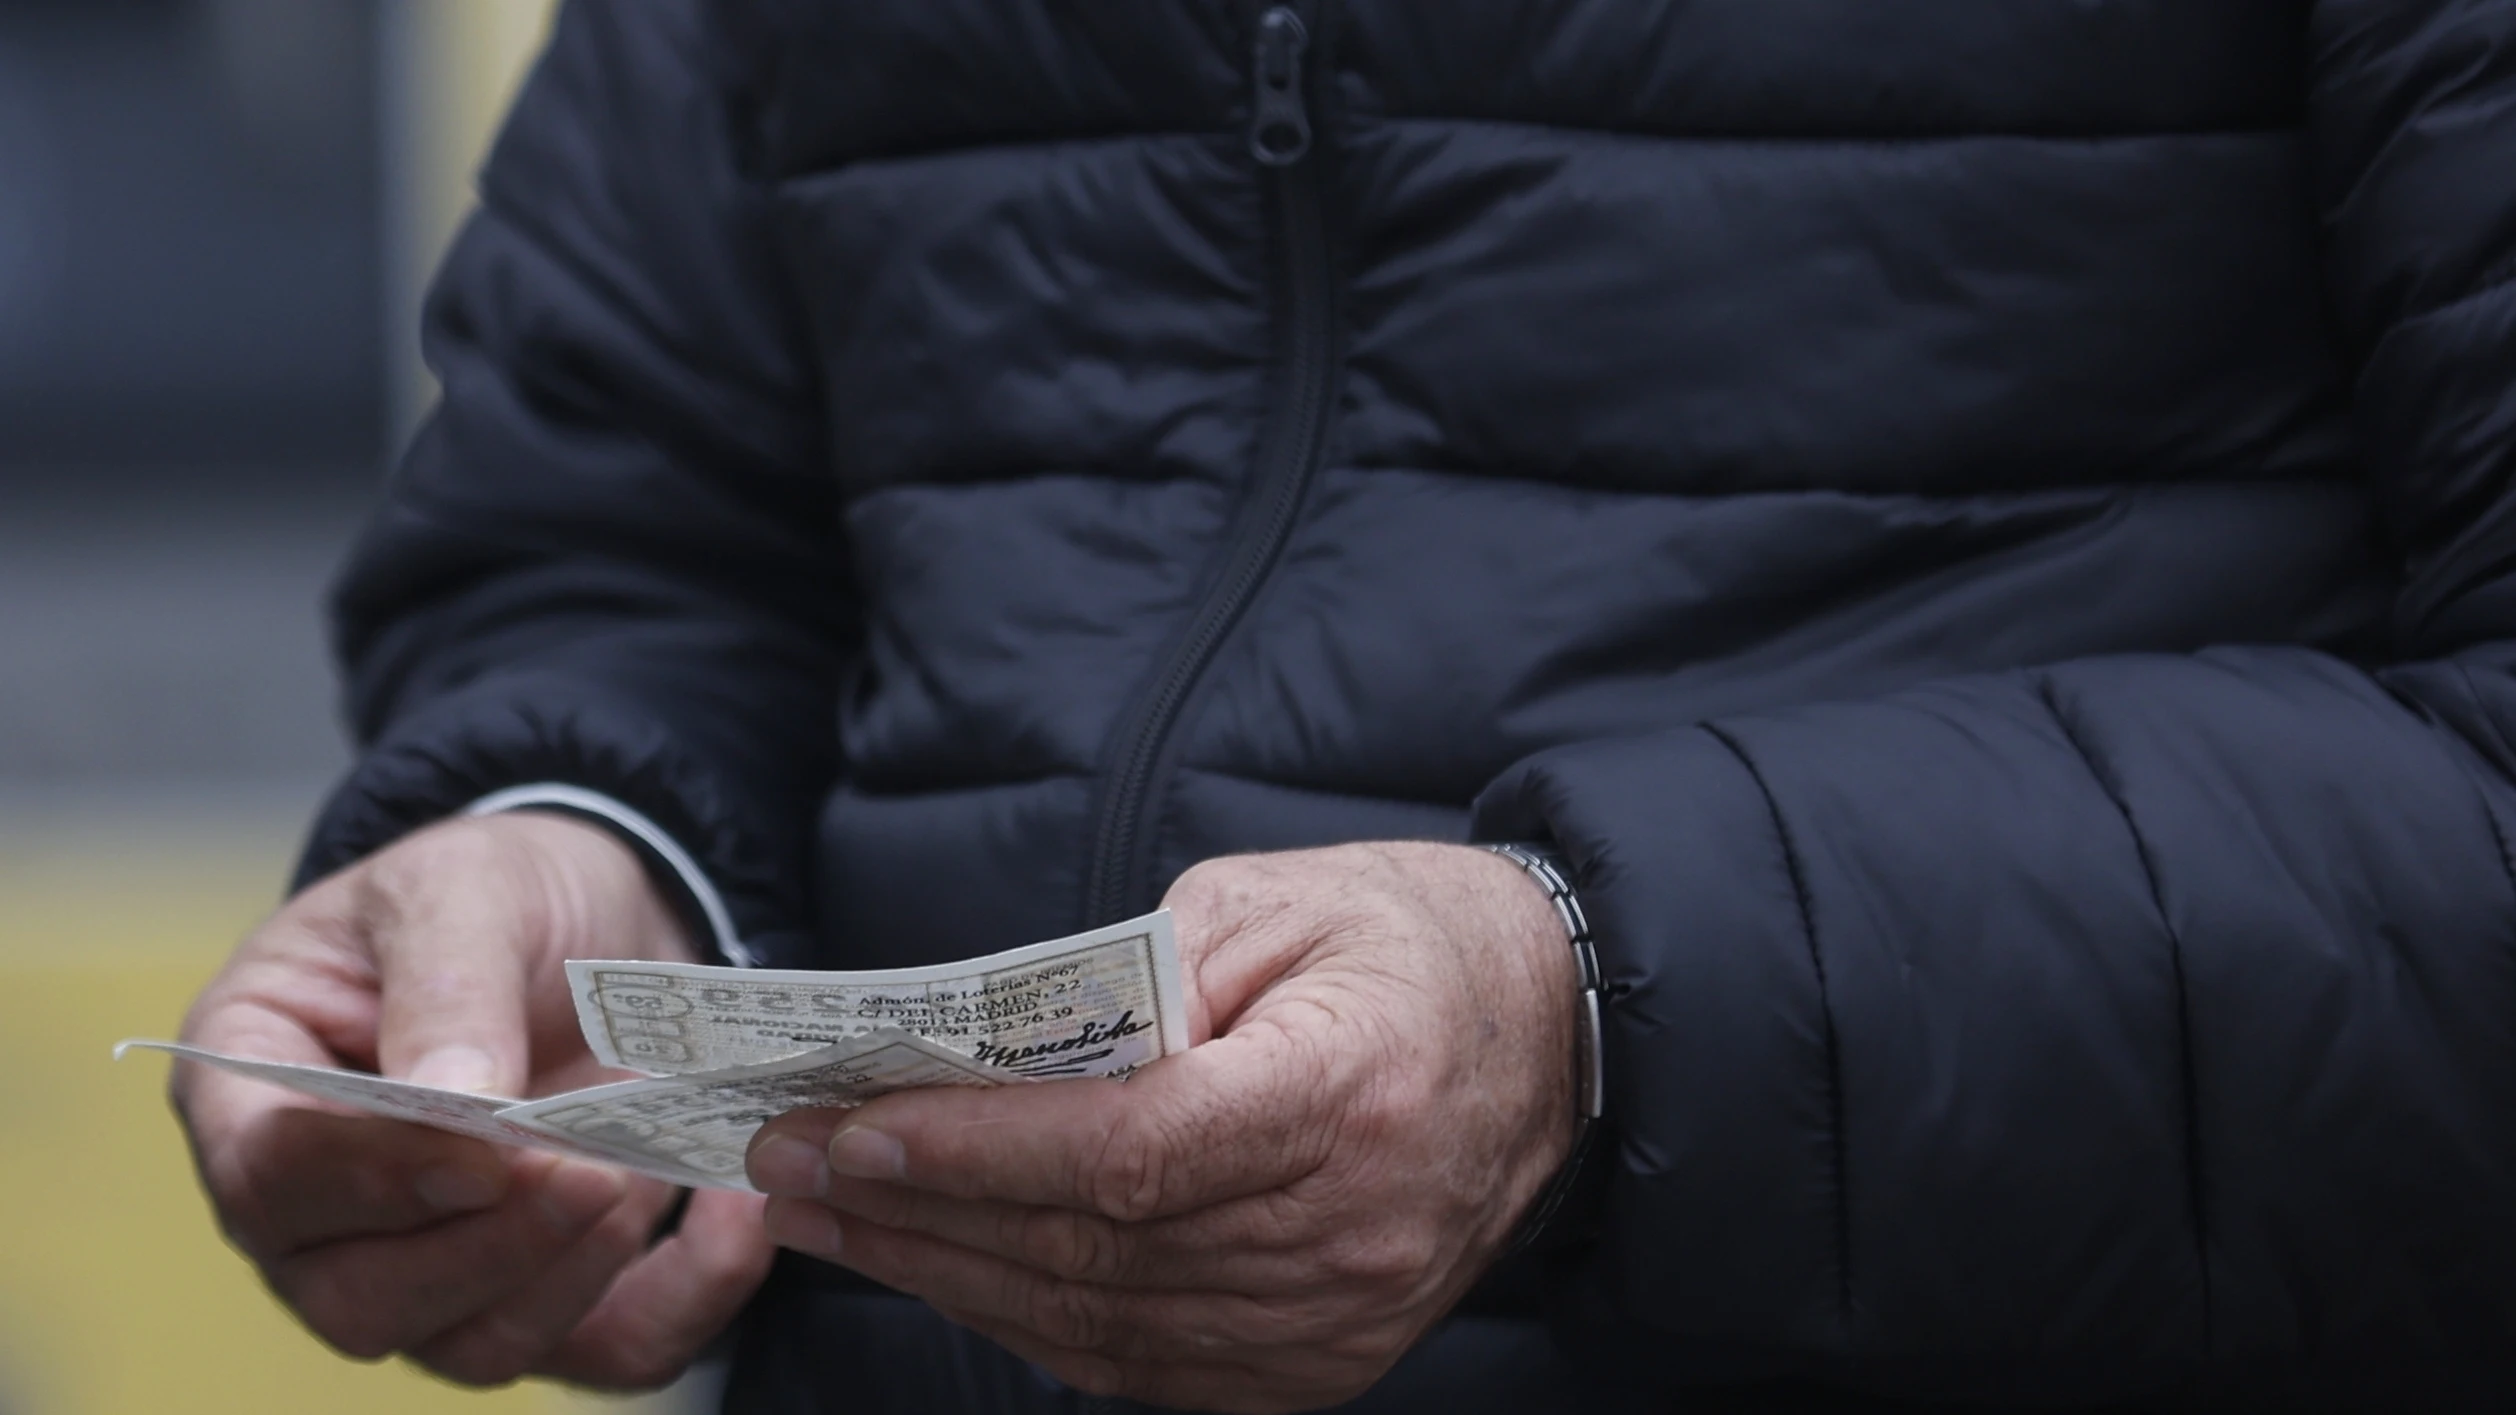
[172,811,776,1388]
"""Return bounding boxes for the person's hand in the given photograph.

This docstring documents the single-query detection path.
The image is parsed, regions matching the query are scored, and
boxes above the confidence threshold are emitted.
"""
[745,841,1580,1412]
[173,811,776,1388]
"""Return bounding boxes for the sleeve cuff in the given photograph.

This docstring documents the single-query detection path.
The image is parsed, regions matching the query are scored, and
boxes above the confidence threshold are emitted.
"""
[464,782,758,967]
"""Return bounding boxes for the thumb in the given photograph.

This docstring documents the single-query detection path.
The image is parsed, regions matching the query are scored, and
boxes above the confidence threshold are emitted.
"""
[848,1017,1329,1217]
[363,828,543,1097]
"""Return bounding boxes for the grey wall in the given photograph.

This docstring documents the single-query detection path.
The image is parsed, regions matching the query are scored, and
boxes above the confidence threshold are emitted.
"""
[0,0,385,475]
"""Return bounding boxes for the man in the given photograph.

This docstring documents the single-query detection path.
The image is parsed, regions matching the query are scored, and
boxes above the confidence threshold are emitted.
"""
[173,1,2516,1410]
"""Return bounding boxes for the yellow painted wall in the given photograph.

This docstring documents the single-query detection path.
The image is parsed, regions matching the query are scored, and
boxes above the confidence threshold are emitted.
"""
[387,0,564,440]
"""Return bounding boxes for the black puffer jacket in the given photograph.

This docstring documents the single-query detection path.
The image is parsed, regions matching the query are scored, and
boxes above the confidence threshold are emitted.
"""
[301,1,2516,1409]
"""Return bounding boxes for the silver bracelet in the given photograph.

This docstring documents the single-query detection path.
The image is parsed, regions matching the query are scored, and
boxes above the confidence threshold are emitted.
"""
[1485,843,1604,1124]
[1484,842,1607,1254]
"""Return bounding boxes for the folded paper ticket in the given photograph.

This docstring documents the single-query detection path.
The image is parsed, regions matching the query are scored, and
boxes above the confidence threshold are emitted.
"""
[115,1032,1015,1190]
[118,910,1186,1192]
[569,911,1188,1078]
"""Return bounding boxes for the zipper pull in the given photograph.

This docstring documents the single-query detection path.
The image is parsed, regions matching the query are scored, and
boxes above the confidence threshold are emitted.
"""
[1248,6,1311,166]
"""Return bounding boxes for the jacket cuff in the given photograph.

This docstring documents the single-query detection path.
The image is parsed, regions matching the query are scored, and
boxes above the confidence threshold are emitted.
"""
[465,783,756,967]
[294,673,814,964]
[1471,726,1848,1353]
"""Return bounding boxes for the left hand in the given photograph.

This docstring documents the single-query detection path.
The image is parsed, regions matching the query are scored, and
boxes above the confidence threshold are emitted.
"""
[745,841,1581,1412]
[176,812,775,1390]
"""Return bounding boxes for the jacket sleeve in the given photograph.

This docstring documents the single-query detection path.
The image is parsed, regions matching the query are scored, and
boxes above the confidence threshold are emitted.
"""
[296,2,851,963]
[1473,2,2516,1405]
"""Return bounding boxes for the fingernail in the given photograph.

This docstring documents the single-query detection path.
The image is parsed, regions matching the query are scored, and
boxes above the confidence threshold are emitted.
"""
[826,1125,906,1181]
[410,1045,499,1094]
[414,1163,502,1214]
[764,1200,844,1257]
[537,1162,626,1232]
[749,1134,829,1197]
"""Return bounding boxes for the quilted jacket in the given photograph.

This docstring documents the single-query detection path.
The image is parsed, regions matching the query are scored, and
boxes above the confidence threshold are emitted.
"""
[301,1,2516,1408]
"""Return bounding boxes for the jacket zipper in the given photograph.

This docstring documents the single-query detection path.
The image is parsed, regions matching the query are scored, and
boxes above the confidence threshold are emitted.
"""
[1080,2,1336,927]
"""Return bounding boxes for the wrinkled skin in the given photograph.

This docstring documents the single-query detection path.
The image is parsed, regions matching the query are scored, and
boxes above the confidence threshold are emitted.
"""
[171,812,775,1389]
[747,841,1580,1413]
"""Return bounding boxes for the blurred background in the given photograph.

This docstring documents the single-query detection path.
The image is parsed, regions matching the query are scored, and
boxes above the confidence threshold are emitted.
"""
[0,3,704,1410]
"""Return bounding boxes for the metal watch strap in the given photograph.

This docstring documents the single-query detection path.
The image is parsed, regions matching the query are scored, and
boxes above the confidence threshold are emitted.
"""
[1485,842,1606,1254]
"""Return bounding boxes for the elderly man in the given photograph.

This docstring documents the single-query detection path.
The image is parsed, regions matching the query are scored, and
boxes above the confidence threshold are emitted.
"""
[174,1,2516,1411]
